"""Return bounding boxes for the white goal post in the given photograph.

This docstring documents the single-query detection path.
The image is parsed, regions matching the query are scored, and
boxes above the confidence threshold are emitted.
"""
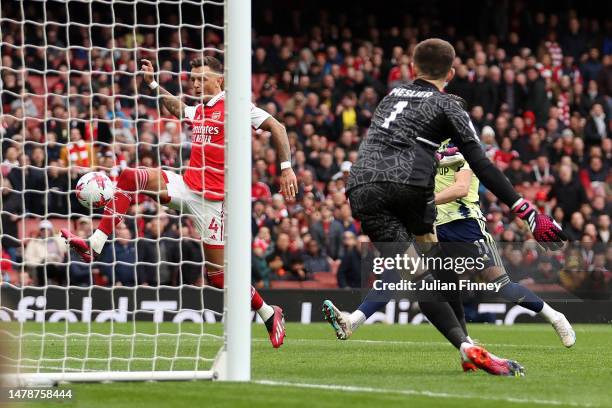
[0,0,251,384]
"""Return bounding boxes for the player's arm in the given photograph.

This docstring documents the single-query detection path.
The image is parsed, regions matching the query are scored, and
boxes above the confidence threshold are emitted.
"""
[435,167,472,205]
[443,101,567,248]
[254,109,298,201]
[140,59,186,119]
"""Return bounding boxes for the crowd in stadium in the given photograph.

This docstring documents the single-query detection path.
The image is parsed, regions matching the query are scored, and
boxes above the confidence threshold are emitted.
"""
[0,2,610,293]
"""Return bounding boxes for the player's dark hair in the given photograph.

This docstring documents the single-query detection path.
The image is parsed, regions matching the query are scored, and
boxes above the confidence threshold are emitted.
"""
[190,56,223,73]
[413,38,455,80]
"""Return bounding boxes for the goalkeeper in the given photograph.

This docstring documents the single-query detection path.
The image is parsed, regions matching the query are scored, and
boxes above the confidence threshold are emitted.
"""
[323,38,567,376]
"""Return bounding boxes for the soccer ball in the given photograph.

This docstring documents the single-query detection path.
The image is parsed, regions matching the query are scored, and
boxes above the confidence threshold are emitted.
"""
[75,172,114,209]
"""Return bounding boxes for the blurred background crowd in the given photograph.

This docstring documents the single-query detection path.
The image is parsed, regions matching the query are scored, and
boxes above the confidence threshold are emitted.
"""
[0,1,610,295]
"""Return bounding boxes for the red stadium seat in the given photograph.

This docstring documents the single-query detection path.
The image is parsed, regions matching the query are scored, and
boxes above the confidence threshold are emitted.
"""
[312,272,337,287]
[269,280,302,289]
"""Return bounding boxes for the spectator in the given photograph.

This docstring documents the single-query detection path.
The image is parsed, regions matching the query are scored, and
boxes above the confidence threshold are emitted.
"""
[137,216,180,285]
[99,224,137,286]
[68,231,94,287]
[559,248,587,291]
[596,214,610,244]
[566,212,586,242]
[267,232,304,281]
[252,168,272,202]
[504,157,529,186]
[337,231,361,288]
[532,257,560,284]
[315,151,339,184]
[530,155,555,184]
[60,127,95,170]
[584,103,608,146]
[252,239,271,288]
[23,220,67,285]
[24,146,47,215]
[581,48,603,85]
[493,137,519,170]
[586,156,608,183]
[499,68,526,115]
[310,205,344,259]
[547,164,588,222]
[524,67,550,126]
[303,239,330,275]
[562,18,587,60]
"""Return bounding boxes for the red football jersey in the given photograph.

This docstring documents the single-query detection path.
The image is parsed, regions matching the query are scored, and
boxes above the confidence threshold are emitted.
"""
[183,91,270,200]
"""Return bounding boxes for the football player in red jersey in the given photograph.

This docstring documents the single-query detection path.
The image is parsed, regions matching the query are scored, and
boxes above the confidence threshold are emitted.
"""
[62,56,297,348]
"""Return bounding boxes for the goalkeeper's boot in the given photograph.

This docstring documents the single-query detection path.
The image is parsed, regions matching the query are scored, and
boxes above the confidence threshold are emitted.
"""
[460,336,479,372]
[265,305,286,348]
[461,345,525,377]
[551,313,576,347]
[60,229,95,262]
[322,300,352,340]
[461,353,479,372]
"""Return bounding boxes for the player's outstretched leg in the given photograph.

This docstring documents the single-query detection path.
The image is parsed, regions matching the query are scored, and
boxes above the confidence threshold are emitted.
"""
[460,343,525,377]
[63,168,168,261]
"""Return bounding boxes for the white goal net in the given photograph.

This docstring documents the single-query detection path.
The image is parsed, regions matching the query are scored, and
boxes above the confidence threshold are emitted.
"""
[0,0,252,383]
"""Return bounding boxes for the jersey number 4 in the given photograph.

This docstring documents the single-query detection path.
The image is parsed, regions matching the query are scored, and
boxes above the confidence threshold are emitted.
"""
[381,101,408,129]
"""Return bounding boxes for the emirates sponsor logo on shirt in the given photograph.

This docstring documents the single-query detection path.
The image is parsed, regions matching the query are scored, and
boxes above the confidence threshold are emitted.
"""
[192,125,220,143]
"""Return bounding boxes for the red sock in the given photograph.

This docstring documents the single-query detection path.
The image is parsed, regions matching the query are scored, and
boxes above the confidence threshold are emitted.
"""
[251,286,264,311]
[205,269,264,311]
[98,168,149,236]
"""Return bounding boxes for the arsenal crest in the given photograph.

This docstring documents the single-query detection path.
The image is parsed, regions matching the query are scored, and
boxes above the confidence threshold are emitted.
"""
[211,111,221,120]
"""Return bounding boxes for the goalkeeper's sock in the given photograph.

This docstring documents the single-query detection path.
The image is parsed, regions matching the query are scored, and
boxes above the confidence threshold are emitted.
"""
[252,287,274,321]
[98,168,148,237]
[419,301,468,349]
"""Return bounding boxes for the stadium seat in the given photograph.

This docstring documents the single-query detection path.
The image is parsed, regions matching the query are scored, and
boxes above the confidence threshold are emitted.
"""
[270,280,302,289]
[312,272,337,287]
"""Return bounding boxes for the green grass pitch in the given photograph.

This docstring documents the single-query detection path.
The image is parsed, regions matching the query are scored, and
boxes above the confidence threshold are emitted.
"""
[7,322,612,408]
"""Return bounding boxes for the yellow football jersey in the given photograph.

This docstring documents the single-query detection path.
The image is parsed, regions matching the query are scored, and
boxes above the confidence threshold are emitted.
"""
[435,141,484,226]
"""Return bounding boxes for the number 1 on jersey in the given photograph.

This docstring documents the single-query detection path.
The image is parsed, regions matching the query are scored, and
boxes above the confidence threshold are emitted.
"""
[382,101,408,129]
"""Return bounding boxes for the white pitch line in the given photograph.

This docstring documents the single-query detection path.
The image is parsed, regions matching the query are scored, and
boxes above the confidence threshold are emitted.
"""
[254,379,596,407]
[253,338,560,349]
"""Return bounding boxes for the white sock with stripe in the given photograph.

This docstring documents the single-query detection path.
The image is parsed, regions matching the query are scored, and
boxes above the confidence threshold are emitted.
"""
[257,303,274,321]
[349,310,367,331]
